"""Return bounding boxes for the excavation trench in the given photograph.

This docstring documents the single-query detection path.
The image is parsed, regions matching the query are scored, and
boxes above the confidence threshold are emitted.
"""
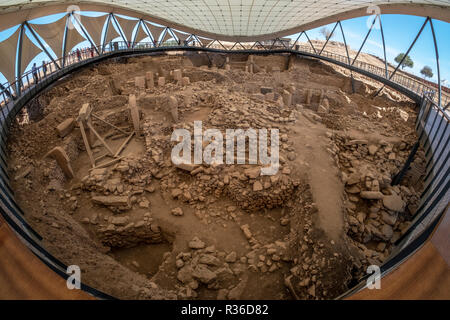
[8,49,423,300]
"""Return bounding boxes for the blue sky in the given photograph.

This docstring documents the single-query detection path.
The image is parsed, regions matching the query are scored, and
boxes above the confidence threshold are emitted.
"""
[0,12,448,87]
[288,14,450,85]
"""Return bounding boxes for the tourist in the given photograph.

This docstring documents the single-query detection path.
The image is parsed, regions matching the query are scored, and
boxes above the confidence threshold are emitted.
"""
[32,63,38,84]
[42,60,47,76]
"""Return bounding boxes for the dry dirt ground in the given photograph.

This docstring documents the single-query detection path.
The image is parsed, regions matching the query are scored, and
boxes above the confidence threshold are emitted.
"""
[7,52,424,300]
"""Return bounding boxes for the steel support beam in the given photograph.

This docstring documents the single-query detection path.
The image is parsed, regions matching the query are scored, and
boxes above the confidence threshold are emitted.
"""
[15,23,25,95]
[61,14,70,66]
[71,14,99,55]
[111,14,128,45]
[102,13,112,53]
[25,22,61,69]
[378,15,389,79]
[351,15,377,65]
[375,17,430,96]
[193,35,202,47]
[429,19,442,107]
[167,28,178,44]
[216,40,227,50]
[290,32,303,49]
[319,22,338,55]
[159,28,169,46]
[269,38,277,50]
[338,21,355,93]
[132,20,141,47]
[304,31,317,54]
[141,20,155,46]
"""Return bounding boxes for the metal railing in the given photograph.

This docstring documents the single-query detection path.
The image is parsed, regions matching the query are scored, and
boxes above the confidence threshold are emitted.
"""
[294,44,449,107]
[0,39,448,299]
[2,40,448,114]
[395,94,449,249]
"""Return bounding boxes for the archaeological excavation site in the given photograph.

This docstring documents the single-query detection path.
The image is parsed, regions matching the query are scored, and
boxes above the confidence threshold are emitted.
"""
[6,51,428,300]
[1,1,449,303]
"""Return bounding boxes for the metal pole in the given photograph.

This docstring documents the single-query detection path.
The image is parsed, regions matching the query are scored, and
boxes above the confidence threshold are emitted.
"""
[16,23,25,96]
[375,17,430,96]
[206,40,216,48]
[62,13,70,66]
[111,14,128,45]
[291,32,303,49]
[132,20,142,47]
[168,28,179,45]
[269,38,277,50]
[217,40,227,50]
[194,35,202,47]
[25,22,61,69]
[319,22,338,55]
[159,28,169,47]
[352,15,377,65]
[338,21,355,93]
[429,19,442,107]
[141,21,155,46]
[378,15,389,79]
[304,31,317,54]
[102,13,112,53]
[72,14,100,55]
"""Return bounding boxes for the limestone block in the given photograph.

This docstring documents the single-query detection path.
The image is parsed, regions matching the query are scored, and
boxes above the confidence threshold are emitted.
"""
[56,118,75,137]
[135,76,146,89]
[145,71,154,88]
[129,94,140,135]
[44,147,74,179]
[168,95,178,122]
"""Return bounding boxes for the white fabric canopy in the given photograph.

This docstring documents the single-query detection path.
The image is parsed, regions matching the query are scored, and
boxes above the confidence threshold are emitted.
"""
[171,29,190,43]
[20,31,43,75]
[64,21,86,54]
[0,26,20,84]
[104,17,121,44]
[79,14,107,46]
[1,1,449,39]
[144,22,165,43]
[30,14,67,58]
[134,23,149,44]
[114,16,138,42]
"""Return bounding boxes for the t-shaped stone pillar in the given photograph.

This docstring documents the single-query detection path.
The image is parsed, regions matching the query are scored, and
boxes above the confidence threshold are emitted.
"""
[44,147,74,179]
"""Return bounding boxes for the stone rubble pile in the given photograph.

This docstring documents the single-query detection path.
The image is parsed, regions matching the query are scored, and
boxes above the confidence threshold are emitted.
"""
[329,133,421,264]
[96,213,164,248]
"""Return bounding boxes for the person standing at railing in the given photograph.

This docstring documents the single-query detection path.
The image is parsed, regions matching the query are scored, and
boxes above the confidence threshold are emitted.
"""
[32,63,38,84]
[90,46,94,58]
[42,60,47,77]
[76,48,81,62]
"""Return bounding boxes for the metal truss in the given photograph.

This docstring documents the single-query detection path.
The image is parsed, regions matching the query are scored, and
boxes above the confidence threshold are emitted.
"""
[0,11,446,108]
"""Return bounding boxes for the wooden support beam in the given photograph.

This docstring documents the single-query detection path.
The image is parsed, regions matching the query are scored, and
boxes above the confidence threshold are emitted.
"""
[89,157,124,171]
[91,113,129,135]
[86,122,115,156]
[78,120,95,168]
[114,132,134,157]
